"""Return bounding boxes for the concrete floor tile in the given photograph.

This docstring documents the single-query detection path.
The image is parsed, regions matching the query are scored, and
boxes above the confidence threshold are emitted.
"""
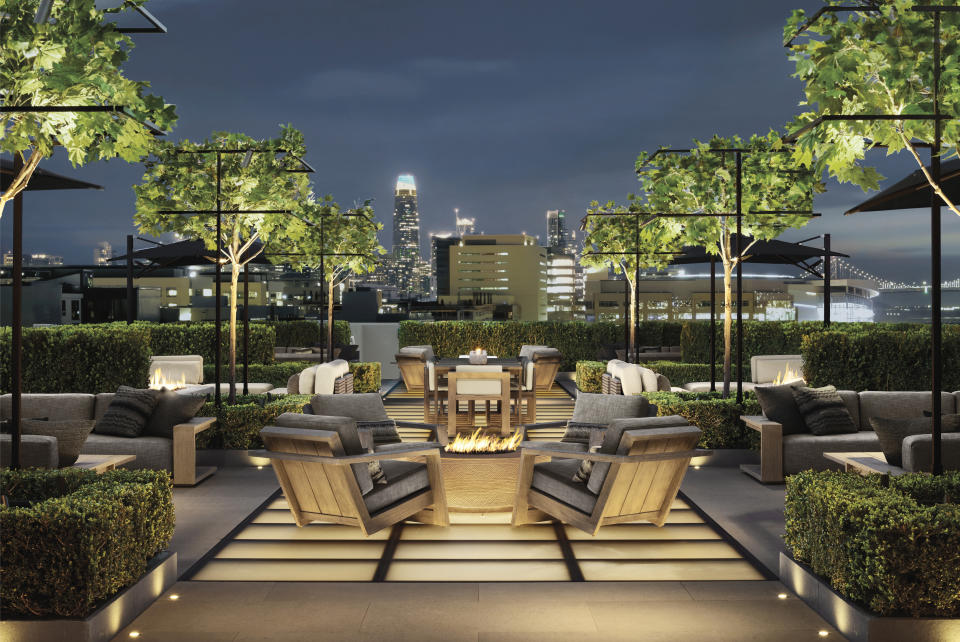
[360,601,598,634]
[265,581,479,604]
[681,579,790,601]
[479,581,691,603]
[160,581,274,603]
[113,630,237,642]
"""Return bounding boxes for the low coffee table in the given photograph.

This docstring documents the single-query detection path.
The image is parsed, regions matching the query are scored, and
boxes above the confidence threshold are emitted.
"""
[73,454,135,473]
[823,451,902,476]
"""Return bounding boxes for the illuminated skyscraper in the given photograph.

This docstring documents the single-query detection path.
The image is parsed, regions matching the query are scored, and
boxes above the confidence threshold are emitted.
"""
[94,241,112,265]
[393,174,422,295]
[454,208,475,236]
[546,209,574,254]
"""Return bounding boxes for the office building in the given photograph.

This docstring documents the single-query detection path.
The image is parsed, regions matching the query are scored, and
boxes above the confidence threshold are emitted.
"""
[3,251,64,267]
[546,209,575,255]
[455,209,475,236]
[93,242,112,266]
[430,232,460,298]
[392,174,423,296]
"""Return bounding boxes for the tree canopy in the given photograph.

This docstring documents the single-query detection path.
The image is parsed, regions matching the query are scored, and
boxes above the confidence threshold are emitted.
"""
[785,0,960,216]
[1,0,176,216]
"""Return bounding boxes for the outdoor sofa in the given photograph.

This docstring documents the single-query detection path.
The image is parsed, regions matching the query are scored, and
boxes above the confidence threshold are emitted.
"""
[601,359,684,395]
[0,392,214,485]
[270,359,354,395]
[743,389,960,482]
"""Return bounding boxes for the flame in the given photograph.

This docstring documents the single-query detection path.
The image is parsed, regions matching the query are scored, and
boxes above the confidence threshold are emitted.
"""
[149,367,186,391]
[445,428,523,453]
[772,367,804,386]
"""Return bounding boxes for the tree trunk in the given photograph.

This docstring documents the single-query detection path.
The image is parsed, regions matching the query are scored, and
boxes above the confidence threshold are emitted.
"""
[328,277,335,361]
[228,260,239,404]
[722,258,733,398]
[627,277,636,361]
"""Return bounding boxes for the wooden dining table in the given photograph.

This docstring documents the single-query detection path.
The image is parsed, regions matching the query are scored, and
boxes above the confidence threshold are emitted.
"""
[434,358,534,429]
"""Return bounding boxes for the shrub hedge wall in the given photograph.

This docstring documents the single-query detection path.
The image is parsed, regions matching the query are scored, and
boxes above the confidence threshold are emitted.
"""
[0,324,152,394]
[0,468,174,618]
[196,394,312,449]
[802,326,960,391]
[349,361,381,393]
[142,321,274,364]
[785,470,960,617]
[256,319,351,347]
[643,391,761,450]
[575,361,606,393]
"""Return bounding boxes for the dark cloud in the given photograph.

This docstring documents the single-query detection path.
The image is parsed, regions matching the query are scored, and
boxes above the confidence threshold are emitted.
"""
[2,0,957,283]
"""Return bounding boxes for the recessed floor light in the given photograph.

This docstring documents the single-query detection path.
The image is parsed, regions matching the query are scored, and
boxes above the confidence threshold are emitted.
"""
[818,631,829,638]
[168,594,179,600]
[129,632,141,639]
[777,593,788,599]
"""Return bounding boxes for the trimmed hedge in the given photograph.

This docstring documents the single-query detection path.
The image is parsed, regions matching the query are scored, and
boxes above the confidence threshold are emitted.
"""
[141,321,274,364]
[197,394,312,449]
[0,468,174,618]
[255,319,351,347]
[201,361,381,392]
[643,391,761,450]
[802,327,960,391]
[575,361,606,393]
[785,470,960,617]
[349,361,381,393]
[0,324,152,394]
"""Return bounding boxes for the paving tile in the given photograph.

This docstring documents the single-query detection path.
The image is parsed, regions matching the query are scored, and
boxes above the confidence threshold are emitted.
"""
[681,579,791,601]
[265,581,479,604]
[479,581,691,603]
[113,630,237,642]
[360,600,598,634]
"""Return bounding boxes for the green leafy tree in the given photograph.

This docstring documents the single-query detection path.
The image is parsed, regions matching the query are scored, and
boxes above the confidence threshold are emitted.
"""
[580,199,682,356]
[785,0,960,217]
[288,199,384,352]
[636,133,822,395]
[133,126,312,402]
[1,0,176,217]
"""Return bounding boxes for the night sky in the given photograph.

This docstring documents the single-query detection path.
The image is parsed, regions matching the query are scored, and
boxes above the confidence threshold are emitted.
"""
[3,0,958,284]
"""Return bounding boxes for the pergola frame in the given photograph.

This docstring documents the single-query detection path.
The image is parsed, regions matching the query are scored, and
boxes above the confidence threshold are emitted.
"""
[782,3,958,475]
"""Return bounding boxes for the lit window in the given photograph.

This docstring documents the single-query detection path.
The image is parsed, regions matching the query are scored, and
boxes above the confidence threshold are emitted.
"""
[166,288,178,296]
[202,288,213,297]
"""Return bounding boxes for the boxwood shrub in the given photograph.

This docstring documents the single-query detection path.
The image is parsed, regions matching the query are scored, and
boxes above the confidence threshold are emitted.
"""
[785,470,960,617]
[197,394,312,449]
[0,468,174,618]
[643,391,761,450]
[349,361,381,393]
[575,361,606,393]
[255,319,351,347]
[141,321,274,364]
[0,324,151,394]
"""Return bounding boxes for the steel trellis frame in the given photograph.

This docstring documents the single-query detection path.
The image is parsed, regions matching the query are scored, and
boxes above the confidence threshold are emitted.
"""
[782,3,957,475]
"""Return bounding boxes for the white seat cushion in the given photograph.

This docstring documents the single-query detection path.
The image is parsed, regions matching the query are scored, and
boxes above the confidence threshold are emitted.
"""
[455,365,503,395]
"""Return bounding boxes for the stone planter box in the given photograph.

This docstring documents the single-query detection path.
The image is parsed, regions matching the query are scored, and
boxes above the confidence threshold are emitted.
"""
[2,551,177,642]
[779,552,960,642]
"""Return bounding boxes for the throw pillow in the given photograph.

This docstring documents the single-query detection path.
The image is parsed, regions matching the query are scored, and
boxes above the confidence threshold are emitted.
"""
[656,374,672,392]
[790,385,858,436]
[21,418,95,467]
[93,386,159,438]
[870,414,960,466]
[357,428,387,486]
[572,445,601,483]
[755,384,807,435]
[561,422,605,445]
[356,420,401,446]
[143,390,206,439]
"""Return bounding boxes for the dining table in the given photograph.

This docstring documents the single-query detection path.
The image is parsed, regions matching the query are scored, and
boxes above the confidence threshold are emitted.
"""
[434,358,535,426]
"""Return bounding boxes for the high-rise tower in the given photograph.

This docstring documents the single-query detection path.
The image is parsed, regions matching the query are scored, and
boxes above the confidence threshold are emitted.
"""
[393,174,422,295]
[546,209,574,254]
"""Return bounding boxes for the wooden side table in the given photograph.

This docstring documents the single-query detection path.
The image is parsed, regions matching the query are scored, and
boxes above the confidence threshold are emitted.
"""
[823,451,902,476]
[73,454,135,473]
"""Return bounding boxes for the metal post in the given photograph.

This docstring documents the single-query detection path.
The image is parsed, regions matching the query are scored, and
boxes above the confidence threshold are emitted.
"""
[735,152,744,404]
[320,217,327,363]
[126,234,135,324]
[622,268,629,359]
[243,261,249,395]
[931,10,943,474]
[214,152,222,408]
[10,153,24,469]
[823,234,831,328]
[710,255,716,392]
[634,214,641,364]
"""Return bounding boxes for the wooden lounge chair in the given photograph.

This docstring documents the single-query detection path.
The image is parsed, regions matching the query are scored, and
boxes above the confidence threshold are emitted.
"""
[512,416,706,535]
[254,413,449,536]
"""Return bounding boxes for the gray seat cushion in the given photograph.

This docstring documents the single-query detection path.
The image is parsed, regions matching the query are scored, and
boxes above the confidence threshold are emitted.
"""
[871,415,960,467]
[0,434,58,469]
[81,433,173,471]
[571,392,649,426]
[531,459,598,515]
[310,393,390,422]
[902,432,960,472]
[781,431,881,475]
[363,460,430,515]
[1,393,95,421]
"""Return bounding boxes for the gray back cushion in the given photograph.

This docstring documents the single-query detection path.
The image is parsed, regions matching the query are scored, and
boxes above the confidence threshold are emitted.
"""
[1,393,95,421]
[144,391,206,439]
[858,391,957,431]
[902,432,960,472]
[871,415,960,467]
[310,393,389,422]
[571,392,649,425]
[21,418,95,467]
[519,344,548,359]
[755,384,806,435]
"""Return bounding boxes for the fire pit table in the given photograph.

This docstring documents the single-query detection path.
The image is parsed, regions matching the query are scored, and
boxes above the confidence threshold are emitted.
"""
[439,428,547,513]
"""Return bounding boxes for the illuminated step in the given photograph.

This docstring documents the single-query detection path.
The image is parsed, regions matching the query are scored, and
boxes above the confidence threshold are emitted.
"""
[401,524,556,541]
[216,540,386,559]
[234,524,392,541]
[565,524,722,541]
[393,540,564,560]
[386,560,570,582]
[580,559,765,581]
[192,559,377,581]
[571,539,741,560]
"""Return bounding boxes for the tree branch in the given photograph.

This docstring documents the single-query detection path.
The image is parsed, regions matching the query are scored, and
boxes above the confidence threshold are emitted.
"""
[896,127,960,219]
[0,149,44,219]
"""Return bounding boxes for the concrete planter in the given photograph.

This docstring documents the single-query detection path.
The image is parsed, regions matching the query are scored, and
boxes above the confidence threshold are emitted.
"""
[1,551,177,642]
[779,552,960,642]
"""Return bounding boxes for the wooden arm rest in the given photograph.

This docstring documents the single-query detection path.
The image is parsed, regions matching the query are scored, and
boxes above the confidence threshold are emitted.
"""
[519,445,708,464]
[741,415,782,432]
[250,447,441,466]
[173,416,216,436]
[171,417,218,486]
[522,421,567,429]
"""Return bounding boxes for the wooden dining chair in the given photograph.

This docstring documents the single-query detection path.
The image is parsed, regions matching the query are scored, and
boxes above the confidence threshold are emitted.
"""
[447,365,512,438]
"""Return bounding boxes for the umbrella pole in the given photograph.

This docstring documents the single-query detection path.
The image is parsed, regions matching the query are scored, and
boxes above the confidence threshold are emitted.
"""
[243,261,249,396]
[126,234,134,324]
[215,152,222,408]
[823,234,831,328]
[931,11,943,474]
[10,153,24,469]
[710,256,716,392]
[735,152,744,404]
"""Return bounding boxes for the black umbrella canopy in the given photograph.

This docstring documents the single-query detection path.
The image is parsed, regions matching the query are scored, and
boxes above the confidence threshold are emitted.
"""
[666,234,848,268]
[110,238,275,267]
[845,158,960,214]
[1,158,103,192]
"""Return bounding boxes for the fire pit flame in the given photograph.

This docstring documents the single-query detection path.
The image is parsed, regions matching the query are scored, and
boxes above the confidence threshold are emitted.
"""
[149,367,186,391]
[772,367,804,386]
[445,428,523,453]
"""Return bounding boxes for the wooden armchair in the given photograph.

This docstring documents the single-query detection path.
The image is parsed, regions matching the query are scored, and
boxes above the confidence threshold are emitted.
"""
[447,366,512,438]
[254,415,449,536]
[513,417,706,535]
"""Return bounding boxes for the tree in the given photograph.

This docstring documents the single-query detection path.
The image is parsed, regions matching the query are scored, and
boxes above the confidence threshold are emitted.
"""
[133,126,312,403]
[635,133,822,396]
[1,0,176,217]
[289,200,384,353]
[580,199,682,357]
[785,1,960,216]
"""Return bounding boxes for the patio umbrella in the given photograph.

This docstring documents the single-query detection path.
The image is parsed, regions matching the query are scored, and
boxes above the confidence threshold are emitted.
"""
[666,234,848,395]
[844,159,960,214]
[4,156,103,470]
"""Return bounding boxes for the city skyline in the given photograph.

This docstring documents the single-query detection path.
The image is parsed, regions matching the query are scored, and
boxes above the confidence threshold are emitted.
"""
[0,0,957,283]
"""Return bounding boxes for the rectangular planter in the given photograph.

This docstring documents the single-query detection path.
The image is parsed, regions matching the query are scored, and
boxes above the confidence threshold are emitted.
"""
[779,552,960,642]
[1,551,177,642]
